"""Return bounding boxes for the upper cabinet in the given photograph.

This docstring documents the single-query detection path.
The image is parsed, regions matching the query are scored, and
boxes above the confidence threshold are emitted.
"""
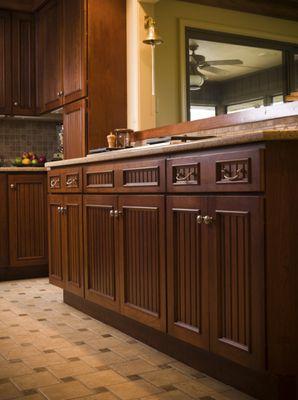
[36,0,86,113]
[0,11,11,115]
[12,12,36,115]
[0,10,35,115]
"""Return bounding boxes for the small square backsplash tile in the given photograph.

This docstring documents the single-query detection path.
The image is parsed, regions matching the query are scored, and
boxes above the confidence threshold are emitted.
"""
[0,119,59,166]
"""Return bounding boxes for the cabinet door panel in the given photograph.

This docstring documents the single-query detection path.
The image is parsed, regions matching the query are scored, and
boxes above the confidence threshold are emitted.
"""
[63,99,86,159]
[12,12,35,115]
[0,11,11,114]
[9,174,47,267]
[48,194,64,287]
[167,196,209,349]
[62,0,86,104]
[119,195,166,331]
[63,195,84,296]
[0,174,8,266]
[209,196,265,370]
[36,0,62,112]
[84,195,119,311]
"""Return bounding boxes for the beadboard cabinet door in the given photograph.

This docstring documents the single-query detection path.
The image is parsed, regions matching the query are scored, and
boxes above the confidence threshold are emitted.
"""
[9,174,47,267]
[63,99,87,159]
[83,195,119,311]
[167,196,209,349]
[209,196,265,370]
[118,195,167,332]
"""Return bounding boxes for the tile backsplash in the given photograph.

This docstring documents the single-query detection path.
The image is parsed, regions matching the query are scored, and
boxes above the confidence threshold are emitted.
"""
[0,119,60,165]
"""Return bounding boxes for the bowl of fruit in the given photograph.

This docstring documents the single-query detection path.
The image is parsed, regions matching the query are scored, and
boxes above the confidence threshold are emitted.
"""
[13,152,47,167]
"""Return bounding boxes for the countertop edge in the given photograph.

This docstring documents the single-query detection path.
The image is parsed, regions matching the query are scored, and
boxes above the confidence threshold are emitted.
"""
[45,130,298,169]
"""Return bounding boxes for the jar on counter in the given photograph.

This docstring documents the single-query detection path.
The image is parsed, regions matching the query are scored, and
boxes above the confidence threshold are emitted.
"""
[114,128,134,148]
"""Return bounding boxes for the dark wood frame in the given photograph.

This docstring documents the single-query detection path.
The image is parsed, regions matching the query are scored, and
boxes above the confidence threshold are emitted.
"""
[185,27,298,121]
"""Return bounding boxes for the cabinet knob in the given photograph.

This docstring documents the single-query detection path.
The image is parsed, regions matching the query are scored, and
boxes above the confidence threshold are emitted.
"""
[203,215,214,225]
[10,183,16,190]
[196,215,203,224]
[57,92,60,97]
[13,101,19,107]
[109,210,115,218]
[59,90,64,96]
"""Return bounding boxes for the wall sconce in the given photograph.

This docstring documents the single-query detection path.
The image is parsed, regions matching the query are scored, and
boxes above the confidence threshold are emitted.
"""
[143,16,163,96]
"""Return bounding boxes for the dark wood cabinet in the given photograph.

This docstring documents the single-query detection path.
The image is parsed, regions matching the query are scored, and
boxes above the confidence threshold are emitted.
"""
[36,0,86,113]
[119,195,166,332]
[36,0,62,112]
[0,174,9,267]
[83,195,119,311]
[62,0,87,105]
[48,194,84,296]
[63,99,87,159]
[208,196,265,370]
[167,196,209,349]
[12,12,35,115]
[8,174,47,267]
[0,10,11,114]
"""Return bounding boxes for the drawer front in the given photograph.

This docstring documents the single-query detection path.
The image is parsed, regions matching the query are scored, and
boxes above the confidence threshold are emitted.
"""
[48,168,82,193]
[167,156,202,193]
[84,164,117,193]
[167,146,264,193]
[206,147,265,192]
[118,158,166,193]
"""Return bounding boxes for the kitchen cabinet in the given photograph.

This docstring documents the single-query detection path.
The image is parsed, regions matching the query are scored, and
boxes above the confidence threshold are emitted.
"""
[48,194,84,296]
[167,196,209,349]
[0,10,11,115]
[0,175,9,267]
[8,174,47,267]
[208,196,265,370]
[63,99,87,159]
[83,194,167,330]
[118,195,166,332]
[83,195,119,311]
[36,0,86,113]
[12,12,35,115]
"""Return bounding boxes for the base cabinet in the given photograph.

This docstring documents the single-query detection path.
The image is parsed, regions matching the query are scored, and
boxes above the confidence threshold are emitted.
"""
[9,174,47,267]
[167,195,265,370]
[48,194,84,296]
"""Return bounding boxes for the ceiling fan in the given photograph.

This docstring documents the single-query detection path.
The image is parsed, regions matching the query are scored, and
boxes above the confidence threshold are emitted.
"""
[189,43,243,90]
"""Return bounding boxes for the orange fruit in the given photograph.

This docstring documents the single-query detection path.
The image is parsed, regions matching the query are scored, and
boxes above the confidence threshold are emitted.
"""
[22,158,31,165]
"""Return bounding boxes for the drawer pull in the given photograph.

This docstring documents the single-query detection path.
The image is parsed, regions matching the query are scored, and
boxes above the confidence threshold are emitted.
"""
[221,168,244,181]
[50,178,60,188]
[196,215,203,224]
[176,171,194,182]
[66,177,78,186]
[203,215,214,225]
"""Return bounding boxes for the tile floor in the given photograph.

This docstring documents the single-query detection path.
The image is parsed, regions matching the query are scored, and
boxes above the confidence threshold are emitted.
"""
[0,278,255,400]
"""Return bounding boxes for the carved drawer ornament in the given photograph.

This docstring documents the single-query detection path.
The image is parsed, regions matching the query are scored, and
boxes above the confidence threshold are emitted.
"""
[66,174,79,187]
[173,163,200,185]
[49,176,61,189]
[216,158,250,184]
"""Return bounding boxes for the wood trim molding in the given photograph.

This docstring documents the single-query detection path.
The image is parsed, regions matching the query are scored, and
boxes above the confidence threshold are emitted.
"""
[135,101,298,140]
[178,0,298,22]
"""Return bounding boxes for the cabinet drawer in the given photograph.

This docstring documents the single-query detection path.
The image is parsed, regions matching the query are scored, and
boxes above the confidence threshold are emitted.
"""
[206,147,265,192]
[118,158,166,193]
[84,164,116,193]
[48,167,82,193]
[167,146,264,192]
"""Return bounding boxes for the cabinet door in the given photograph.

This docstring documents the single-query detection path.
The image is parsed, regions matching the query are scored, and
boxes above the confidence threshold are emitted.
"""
[63,99,86,159]
[48,194,64,287]
[36,0,62,112]
[209,196,265,370]
[118,195,166,331]
[63,195,84,297]
[83,195,119,311]
[8,174,47,267]
[167,196,209,349]
[62,0,86,104]
[0,11,11,114]
[11,12,35,115]
[0,174,8,267]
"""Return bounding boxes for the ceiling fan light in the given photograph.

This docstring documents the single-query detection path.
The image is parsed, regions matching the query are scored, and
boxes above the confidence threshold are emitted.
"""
[190,74,205,90]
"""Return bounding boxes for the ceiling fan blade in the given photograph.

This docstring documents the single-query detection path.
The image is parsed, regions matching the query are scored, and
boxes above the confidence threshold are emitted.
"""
[207,59,243,66]
[200,65,226,74]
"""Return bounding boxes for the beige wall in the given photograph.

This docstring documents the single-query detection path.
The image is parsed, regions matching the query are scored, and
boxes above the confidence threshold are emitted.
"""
[152,0,298,127]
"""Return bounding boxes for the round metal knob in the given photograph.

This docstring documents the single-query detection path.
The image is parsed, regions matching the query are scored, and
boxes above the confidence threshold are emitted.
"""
[203,215,214,225]
[13,101,18,107]
[109,210,114,218]
[57,92,60,97]
[196,215,203,224]
[10,184,16,190]
[59,90,63,96]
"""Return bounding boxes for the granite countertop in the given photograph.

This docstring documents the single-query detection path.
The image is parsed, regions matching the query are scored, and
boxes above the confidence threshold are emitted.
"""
[45,129,298,169]
[0,167,47,172]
